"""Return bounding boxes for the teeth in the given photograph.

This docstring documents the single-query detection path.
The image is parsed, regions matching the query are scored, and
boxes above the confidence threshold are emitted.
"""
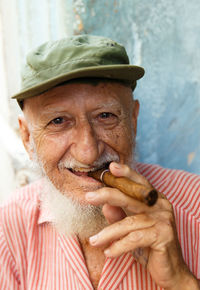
[71,167,95,173]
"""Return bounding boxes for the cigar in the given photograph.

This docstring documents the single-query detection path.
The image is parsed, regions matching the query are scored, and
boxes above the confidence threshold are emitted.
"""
[88,168,158,206]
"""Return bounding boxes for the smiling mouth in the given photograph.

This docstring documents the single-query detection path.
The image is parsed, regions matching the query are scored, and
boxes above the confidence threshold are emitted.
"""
[68,162,110,177]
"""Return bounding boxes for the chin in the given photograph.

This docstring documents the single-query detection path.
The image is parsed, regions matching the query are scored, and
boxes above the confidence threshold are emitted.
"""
[40,177,108,239]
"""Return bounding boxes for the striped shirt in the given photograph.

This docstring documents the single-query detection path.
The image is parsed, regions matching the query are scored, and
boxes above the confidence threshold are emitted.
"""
[0,163,199,289]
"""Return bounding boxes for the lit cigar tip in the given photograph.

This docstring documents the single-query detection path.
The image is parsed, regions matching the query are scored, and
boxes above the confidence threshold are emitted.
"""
[145,189,158,206]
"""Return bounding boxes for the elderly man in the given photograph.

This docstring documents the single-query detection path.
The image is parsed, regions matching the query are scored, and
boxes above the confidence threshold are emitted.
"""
[0,35,199,290]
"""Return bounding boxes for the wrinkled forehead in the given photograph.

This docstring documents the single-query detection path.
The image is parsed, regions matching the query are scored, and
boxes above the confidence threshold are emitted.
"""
[23,80,133,118]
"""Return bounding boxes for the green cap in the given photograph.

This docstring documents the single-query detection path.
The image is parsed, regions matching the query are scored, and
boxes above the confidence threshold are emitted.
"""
[12,35,145,102]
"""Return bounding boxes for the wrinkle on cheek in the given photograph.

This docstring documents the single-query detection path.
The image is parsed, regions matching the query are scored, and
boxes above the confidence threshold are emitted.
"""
[28,125,54,165]
[24,119,45,156]
[30,119,55,146]
[34,130,70,170]
[32,128,48,153]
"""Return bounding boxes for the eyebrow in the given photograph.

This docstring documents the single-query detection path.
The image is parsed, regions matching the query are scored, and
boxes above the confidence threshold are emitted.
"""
[93,100,122,109]
[40,104,71,115]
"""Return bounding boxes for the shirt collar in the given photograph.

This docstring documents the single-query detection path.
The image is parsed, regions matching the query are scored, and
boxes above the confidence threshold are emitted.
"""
[38,204,54,224]
[38,190,55,225]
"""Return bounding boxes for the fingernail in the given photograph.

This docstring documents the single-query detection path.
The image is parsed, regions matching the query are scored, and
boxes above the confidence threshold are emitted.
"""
[104,249,111,257]
[89,234,98,245]
[85,192,97,200]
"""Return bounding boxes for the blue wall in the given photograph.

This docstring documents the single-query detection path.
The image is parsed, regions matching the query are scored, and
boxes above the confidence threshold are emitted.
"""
[16,0,200,174]
[74,0,200,174]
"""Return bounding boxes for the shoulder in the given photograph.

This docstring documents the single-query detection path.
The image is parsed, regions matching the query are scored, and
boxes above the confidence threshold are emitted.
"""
[0,180,43,235]
[137,163,200,218]
[0,180,44,282]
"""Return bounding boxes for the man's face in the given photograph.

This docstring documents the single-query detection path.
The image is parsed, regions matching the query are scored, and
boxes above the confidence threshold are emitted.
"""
[20,81,139,204]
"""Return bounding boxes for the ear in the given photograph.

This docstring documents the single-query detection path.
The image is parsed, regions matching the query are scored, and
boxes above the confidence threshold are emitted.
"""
[132,100,140,136]
[18,115,34,160]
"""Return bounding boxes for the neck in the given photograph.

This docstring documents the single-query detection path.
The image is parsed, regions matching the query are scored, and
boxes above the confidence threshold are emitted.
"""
[79,236,106,289]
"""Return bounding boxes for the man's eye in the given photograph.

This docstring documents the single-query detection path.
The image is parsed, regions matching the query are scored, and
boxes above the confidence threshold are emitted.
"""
[99,112,115,119]
[50,117,65,125]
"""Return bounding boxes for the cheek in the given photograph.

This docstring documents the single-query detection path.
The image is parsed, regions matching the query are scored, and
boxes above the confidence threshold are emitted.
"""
[97,124,134,156]
[116,126,134,154]
[34,132,70,167]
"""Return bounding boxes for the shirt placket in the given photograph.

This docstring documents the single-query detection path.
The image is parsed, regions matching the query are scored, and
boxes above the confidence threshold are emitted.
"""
[98,253,135,290]
[58,234,93,289]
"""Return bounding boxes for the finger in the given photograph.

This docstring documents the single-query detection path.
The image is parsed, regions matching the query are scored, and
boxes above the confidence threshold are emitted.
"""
[102,204,126,224]
[109,163,170,208]
[104,227,157,258]
[150,195,172,212]
[108,216,175,258]
[89,214,155,247]
[110,162,151,188]
[85,187,150,214]
[148,209,174,224]
[86,185,172,215]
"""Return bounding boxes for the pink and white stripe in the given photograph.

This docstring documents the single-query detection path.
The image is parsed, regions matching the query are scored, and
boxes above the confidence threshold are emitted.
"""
[0,163,199,289]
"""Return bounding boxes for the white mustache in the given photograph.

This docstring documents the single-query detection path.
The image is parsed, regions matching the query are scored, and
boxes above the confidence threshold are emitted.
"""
[58,152,119,171]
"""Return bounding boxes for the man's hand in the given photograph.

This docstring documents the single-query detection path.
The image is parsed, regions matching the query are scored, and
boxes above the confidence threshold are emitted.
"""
[86,162,200,290]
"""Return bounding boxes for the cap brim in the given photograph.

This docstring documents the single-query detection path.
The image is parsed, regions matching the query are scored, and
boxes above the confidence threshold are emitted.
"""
[12,64,145,100]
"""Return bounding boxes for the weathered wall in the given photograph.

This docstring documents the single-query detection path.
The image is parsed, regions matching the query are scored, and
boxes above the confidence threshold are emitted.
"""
[73,0,200,173]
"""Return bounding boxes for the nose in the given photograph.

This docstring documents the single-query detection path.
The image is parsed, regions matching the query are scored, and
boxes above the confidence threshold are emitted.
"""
[70,119,104,165]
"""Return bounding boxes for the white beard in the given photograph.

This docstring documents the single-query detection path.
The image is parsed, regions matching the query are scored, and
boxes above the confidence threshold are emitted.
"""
[39,176,108,238]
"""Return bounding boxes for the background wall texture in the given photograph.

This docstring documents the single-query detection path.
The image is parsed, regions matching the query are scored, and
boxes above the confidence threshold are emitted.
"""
[75,0,200,173]
[0,0,200,201]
